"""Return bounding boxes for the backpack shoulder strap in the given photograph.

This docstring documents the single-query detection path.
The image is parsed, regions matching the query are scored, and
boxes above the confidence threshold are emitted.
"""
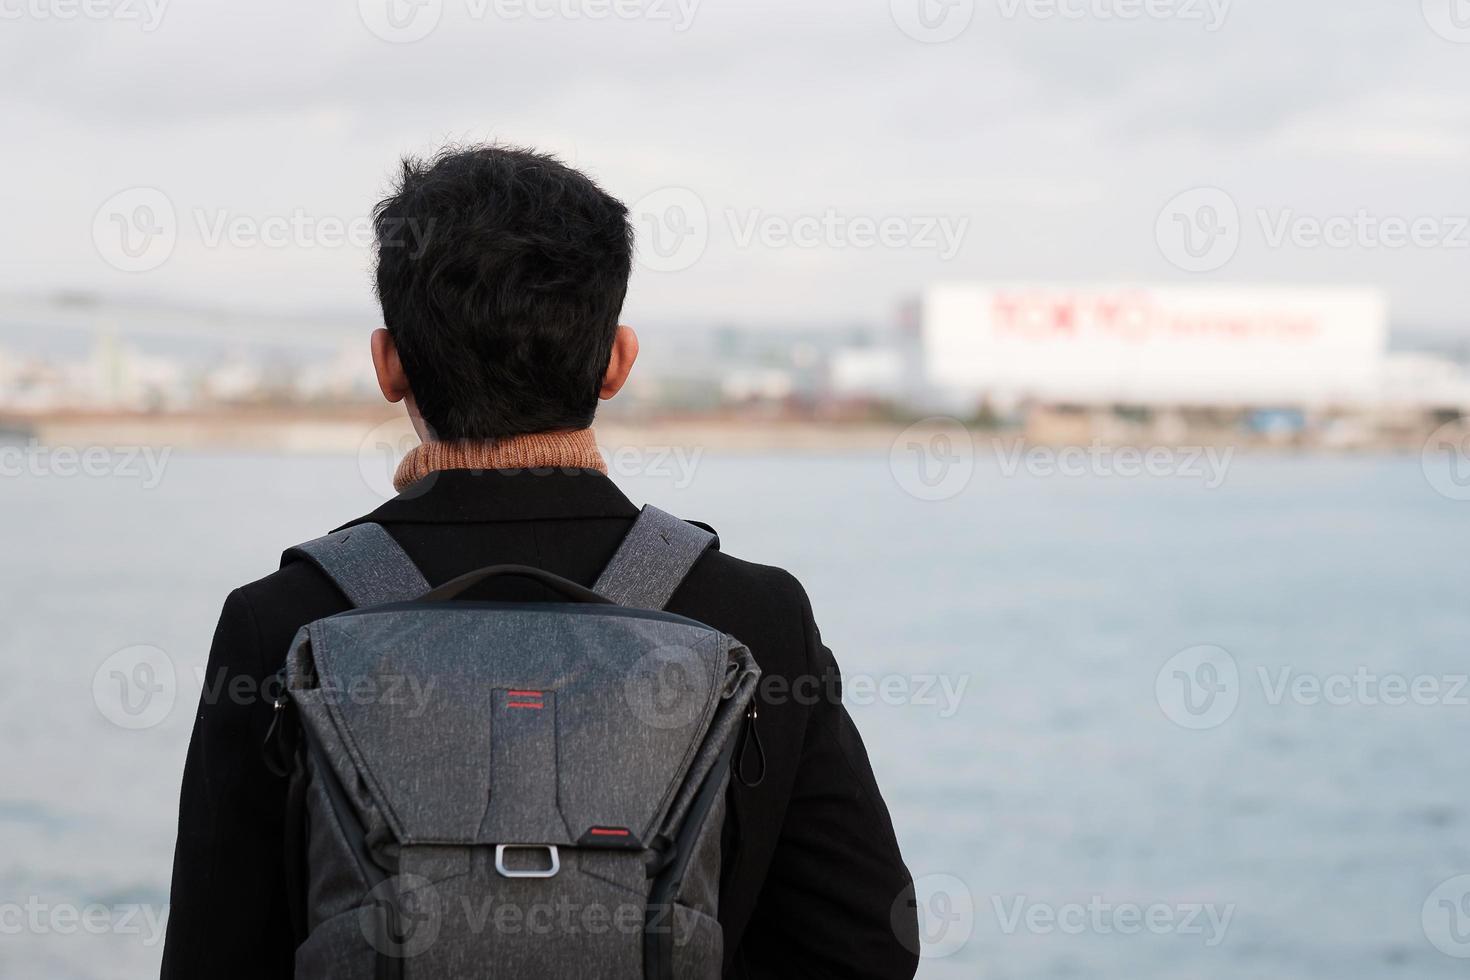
[593,505,716,610]
[282,522,430,608]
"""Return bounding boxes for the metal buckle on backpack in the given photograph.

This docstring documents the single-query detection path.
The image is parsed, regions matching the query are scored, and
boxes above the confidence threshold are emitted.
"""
[494,844,561,879]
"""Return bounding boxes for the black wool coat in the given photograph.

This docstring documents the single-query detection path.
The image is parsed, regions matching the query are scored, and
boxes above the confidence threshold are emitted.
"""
[161,468,919,979]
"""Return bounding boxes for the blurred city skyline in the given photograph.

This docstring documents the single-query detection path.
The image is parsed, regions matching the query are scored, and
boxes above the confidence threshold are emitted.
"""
[4,283,1469,431]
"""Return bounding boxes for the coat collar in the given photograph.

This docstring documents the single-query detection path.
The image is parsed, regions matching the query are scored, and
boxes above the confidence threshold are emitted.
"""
[342,467,640,528]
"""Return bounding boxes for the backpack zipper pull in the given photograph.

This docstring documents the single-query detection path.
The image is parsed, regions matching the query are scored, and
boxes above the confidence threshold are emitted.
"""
[735,700,766,788]
[262,668,294,778]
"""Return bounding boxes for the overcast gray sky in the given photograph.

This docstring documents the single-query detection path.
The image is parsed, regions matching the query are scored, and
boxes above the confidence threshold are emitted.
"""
[2,0,1468,333]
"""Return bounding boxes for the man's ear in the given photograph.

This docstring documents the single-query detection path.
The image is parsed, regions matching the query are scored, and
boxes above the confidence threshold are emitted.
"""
[371,328,411,403]
[599,324,639,400]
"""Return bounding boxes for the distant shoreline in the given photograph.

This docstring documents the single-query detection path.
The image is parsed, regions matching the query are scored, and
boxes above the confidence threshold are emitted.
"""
[0,407,1449,454]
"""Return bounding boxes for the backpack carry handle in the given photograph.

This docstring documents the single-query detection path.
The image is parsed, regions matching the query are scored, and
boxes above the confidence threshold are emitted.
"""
[416,564,615,605]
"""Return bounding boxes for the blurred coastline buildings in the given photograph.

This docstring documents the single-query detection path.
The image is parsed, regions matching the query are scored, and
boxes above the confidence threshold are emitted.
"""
[0,286,1466,450]
[894,283,1470,447]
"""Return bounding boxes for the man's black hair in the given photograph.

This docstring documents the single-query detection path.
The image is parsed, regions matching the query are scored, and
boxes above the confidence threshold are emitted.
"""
[372,144,634,440]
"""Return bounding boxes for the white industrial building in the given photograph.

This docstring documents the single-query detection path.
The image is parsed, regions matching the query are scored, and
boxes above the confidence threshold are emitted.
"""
[918,283,1401,409]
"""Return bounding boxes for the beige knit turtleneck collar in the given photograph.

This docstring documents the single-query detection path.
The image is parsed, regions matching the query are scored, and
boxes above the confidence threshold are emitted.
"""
[391,428,607,492]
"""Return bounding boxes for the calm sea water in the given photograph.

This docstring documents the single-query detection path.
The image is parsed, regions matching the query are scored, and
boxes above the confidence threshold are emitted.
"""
[3,449,1469,978]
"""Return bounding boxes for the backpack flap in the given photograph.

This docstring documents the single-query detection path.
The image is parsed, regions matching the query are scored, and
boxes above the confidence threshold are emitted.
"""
[285,601,754,852]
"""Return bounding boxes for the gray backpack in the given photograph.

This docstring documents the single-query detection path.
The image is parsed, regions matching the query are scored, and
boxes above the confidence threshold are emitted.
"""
[265,506,761,979]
